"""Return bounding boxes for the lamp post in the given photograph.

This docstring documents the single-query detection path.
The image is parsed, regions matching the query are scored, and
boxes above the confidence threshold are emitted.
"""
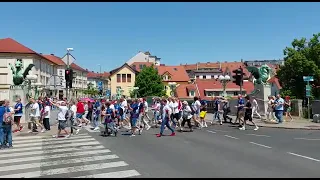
[66,47,73,100]
[133,87,139,98]
[216,75,231,97]
[168,82,177,97]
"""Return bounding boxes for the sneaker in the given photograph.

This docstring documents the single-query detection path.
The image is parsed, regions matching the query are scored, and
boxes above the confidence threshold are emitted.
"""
[156,134,162,137]
[76,129,80,135]
[138,129,142,135]
[170,132,176,136]
[190,129,193,132]
[28,130,33,133]
[254,126,259,131]
[65,134,71,138]
[20,126,24,131]
[204,123,208,128]
[130,134,135,137]
[146,125,151,131]
[220,121,223,125]
[41,129,46,133]
[93,127,99,131]
[239,127,246,130]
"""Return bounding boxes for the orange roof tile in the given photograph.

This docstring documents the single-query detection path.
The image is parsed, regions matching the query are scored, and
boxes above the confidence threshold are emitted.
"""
[182,62,220,71]
[175,84,200,99]
[131,62,153,72]
[86,71,110,79]
[70,63,86,72]
[157,65,190,82]
[0,38,57,64]
[42,54,65,65]
[268,76,282,89]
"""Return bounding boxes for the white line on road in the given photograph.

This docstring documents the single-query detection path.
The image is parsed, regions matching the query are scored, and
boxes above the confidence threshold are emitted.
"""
[14,138,96,148]
[249,142,272,149]
[212,129,230,132]
[246,134,271,137]
[294,138,320,141]
[206,130,216,134]
[73,169,141,178]
[287,152,320,162]
[224,135,239,139]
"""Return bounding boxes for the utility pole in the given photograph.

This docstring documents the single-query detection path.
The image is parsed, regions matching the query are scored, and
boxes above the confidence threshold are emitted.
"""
[65,48,73,101]
[240,66,243,95]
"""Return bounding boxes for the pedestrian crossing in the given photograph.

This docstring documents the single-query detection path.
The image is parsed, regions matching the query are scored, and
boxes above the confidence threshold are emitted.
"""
[0,133,141,178]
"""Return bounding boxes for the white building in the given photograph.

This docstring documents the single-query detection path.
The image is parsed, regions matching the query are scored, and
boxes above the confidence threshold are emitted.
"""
[126,51,161,66]
[43,54,88,99]
[0,38,58,103]
[86,71,110,95]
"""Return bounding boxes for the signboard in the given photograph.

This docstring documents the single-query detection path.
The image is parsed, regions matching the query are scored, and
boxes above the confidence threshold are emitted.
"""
[306,85,311,97]
[61,53,76,65]
[303,76,314,82]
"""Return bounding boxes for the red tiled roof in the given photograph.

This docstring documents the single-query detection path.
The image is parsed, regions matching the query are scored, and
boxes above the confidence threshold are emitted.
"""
[157,65,190,82]
[182,62,220,71]
[131,62,153,72]
[42,54,65,65]
[0,38,57,64]
[268,76,282,89]
[176,84,200,99]
[87,71,110,79]
[70,63,86,72]
[195,79,254,100]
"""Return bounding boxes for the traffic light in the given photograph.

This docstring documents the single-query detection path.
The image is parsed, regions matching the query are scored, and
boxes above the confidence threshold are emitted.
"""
[232,67,245,86]
[65,68,73,88]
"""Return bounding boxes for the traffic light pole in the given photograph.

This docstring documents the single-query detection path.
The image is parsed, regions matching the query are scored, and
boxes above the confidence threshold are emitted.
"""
[66,50,70,101]
[240,66,243,95]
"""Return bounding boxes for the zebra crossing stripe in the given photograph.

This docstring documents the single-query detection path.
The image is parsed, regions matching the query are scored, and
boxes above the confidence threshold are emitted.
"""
[14,138,96,148]
[74,169,141,178]
[0,154,119,172]
[0,161,129,178]
[13,135,93,144]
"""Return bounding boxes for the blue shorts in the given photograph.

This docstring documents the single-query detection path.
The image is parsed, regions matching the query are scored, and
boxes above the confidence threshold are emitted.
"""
[76,113,83,119]
[121,113,126,120]
[130,117,138,127]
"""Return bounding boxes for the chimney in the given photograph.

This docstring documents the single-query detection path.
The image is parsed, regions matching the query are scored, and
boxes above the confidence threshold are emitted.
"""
[50,54,54,56]
[241,59,243,63]
[39,53,42,55]
[219,61,222,69]
[197,62,200,70]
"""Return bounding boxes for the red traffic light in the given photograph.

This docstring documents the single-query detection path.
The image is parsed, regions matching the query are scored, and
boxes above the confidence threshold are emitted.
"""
[66,70,69,74]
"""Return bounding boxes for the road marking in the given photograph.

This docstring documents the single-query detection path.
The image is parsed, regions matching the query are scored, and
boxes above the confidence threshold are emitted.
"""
[212,129,230,132]
[249,142,272,149]
[14,138,95,148]
[287,152,320,162]
[294,138,320,141]
[13,135,93,144]
[246,134,271,137]
[0,149,111,164]
[0,154,119,172]
[224,135,239,139]
[207,130,216,134]
[74,170,141,178]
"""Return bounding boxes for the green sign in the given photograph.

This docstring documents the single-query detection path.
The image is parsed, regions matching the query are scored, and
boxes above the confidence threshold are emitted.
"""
[306,85,311,91]
[303,76,314,82]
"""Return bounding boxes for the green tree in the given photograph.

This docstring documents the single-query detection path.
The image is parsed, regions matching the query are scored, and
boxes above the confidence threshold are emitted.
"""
[277,33,320,99]
[134,65,166,97]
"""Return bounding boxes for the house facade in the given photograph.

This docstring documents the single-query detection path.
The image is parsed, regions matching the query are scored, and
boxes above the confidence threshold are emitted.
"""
[109,63,137,97]
[126,51,161,66]
[86,71,110,94]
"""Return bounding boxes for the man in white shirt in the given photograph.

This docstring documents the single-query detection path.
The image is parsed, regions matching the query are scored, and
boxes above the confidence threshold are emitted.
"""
[29,97,45,133]
[156,99,175,137]
[251,97,261,119]
[50,100,70,138]
[42,101,51,131]
[70,101,80,135]
[192,97,202,128]
[170,98,180,128]
[140,98,151,130]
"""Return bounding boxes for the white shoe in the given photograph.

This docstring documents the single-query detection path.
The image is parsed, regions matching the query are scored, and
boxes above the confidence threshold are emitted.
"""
[76,129,80,135]
[28,130,33,133]
[65,134,71,138]
[204,123,208,127]
[239,127,245,130]
[146,125,151,130]
[93,127,99,131]
[41,129,46,133]
[130,134,135,137]
[220,121,223,125]
[254,126,259,131]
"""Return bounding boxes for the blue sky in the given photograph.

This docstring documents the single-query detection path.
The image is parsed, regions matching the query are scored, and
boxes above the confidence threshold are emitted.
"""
[1,2,320,72]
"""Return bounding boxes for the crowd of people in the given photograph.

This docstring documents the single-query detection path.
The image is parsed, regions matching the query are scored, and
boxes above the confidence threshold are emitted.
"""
[0,93,291,149]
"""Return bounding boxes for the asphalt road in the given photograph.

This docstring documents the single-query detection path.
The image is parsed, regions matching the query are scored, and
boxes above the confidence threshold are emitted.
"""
[86,120,320,178]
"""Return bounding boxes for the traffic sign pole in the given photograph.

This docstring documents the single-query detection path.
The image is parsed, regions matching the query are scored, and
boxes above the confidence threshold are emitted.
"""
[303,76,313,120]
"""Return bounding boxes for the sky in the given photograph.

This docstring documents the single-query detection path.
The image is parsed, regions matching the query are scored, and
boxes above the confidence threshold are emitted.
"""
[1,2,320,72]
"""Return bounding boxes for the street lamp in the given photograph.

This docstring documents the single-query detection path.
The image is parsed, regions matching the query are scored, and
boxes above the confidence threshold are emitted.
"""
[168,82,177,97]
[66,47,74,100]
[216,75,231,97]
[133,87,139,98]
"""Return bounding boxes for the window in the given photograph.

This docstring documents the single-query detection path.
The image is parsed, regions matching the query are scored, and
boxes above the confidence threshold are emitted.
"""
[139,64,143,70]
[189,91,195,97]
[117,74,121,82]
[59,70,63,76]
[234,91,238,96]
[196,75,199,79]
[122,74,126,83]
[203,75,207,79]
[127,74,131,82]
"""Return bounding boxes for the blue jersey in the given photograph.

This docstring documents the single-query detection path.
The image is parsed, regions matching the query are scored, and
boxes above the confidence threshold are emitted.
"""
[130,103,140,118]
[238,98,245,110]
[114,104,121,115]
[105,107,113,123]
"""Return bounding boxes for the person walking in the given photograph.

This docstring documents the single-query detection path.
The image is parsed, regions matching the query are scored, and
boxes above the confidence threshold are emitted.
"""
[1,100,14,148]
[29,97,45,133]
[251,97,262,119]
[70,101,80,135]
[284,96,293,122]
[233,94,245,127]
[42,101,51,131]
[239,95,259,131]
[274,94,285,124]
[180,101,193,132]
[221,97,232,123]
[50,100,70,138]
[13,98,23,132]
[156,98,175,137]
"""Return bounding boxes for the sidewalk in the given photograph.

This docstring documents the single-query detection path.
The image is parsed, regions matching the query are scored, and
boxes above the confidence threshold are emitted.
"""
[205,113,320,130]
[12,123,59,138]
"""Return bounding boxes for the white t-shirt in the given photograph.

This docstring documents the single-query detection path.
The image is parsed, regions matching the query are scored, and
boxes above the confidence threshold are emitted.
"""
[84,104,88,111]
[144,101,148,112]
[30,103,40,117]
[183,105,193,119]
[44,106,51,118]
[57,106,68,120]
[193,100,201,112]
[170,102,179,114]
[162,104,172,118]
[71,105,77,118]
[252,99,258,108]
[154,102,161,112]
[110,104,115,111]
[267,100,274,112]
[121,100,127,110]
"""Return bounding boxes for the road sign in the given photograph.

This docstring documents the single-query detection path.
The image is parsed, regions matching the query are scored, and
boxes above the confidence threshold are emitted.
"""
[306,85,311,97]
[303,76,314,82]
[61,53,76,65]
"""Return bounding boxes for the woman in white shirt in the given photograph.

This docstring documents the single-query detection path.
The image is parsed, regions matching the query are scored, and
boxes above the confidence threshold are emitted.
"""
[180,101,193,132]
[42,101,51,131]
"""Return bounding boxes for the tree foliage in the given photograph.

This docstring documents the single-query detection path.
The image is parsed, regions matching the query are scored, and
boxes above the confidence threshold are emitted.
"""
[277,33,320,99]
[134,65,166,97]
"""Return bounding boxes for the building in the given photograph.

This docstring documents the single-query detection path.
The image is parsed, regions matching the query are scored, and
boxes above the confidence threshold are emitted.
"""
[126,51,161,66]
[157,65,190,97]
[130,62,154,72]
[109,63,138,97]
[244,59,284,66]
[0,38,58,102]
[86,71,110,94]
[43,54,88,99]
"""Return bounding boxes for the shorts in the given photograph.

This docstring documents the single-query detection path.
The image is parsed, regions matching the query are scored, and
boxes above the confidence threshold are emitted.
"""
[76,113,83,119]
[172,113,181,120]
[244,114,253,121]
[286,107,292,112]
[14,116,22,124]
[200,111,207,119]
[30,117,40,124]
[121,113,126,120]
[194,111,200,118]
[237,110,245,119]
[130,117,138,127]
[58,120,67,130]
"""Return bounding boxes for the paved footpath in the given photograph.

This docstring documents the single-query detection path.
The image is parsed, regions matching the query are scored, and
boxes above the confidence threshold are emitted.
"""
[204,113,320,130]
[7,130,141,178]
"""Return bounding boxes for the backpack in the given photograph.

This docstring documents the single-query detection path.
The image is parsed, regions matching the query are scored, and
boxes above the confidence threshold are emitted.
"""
[3,107,12,125]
